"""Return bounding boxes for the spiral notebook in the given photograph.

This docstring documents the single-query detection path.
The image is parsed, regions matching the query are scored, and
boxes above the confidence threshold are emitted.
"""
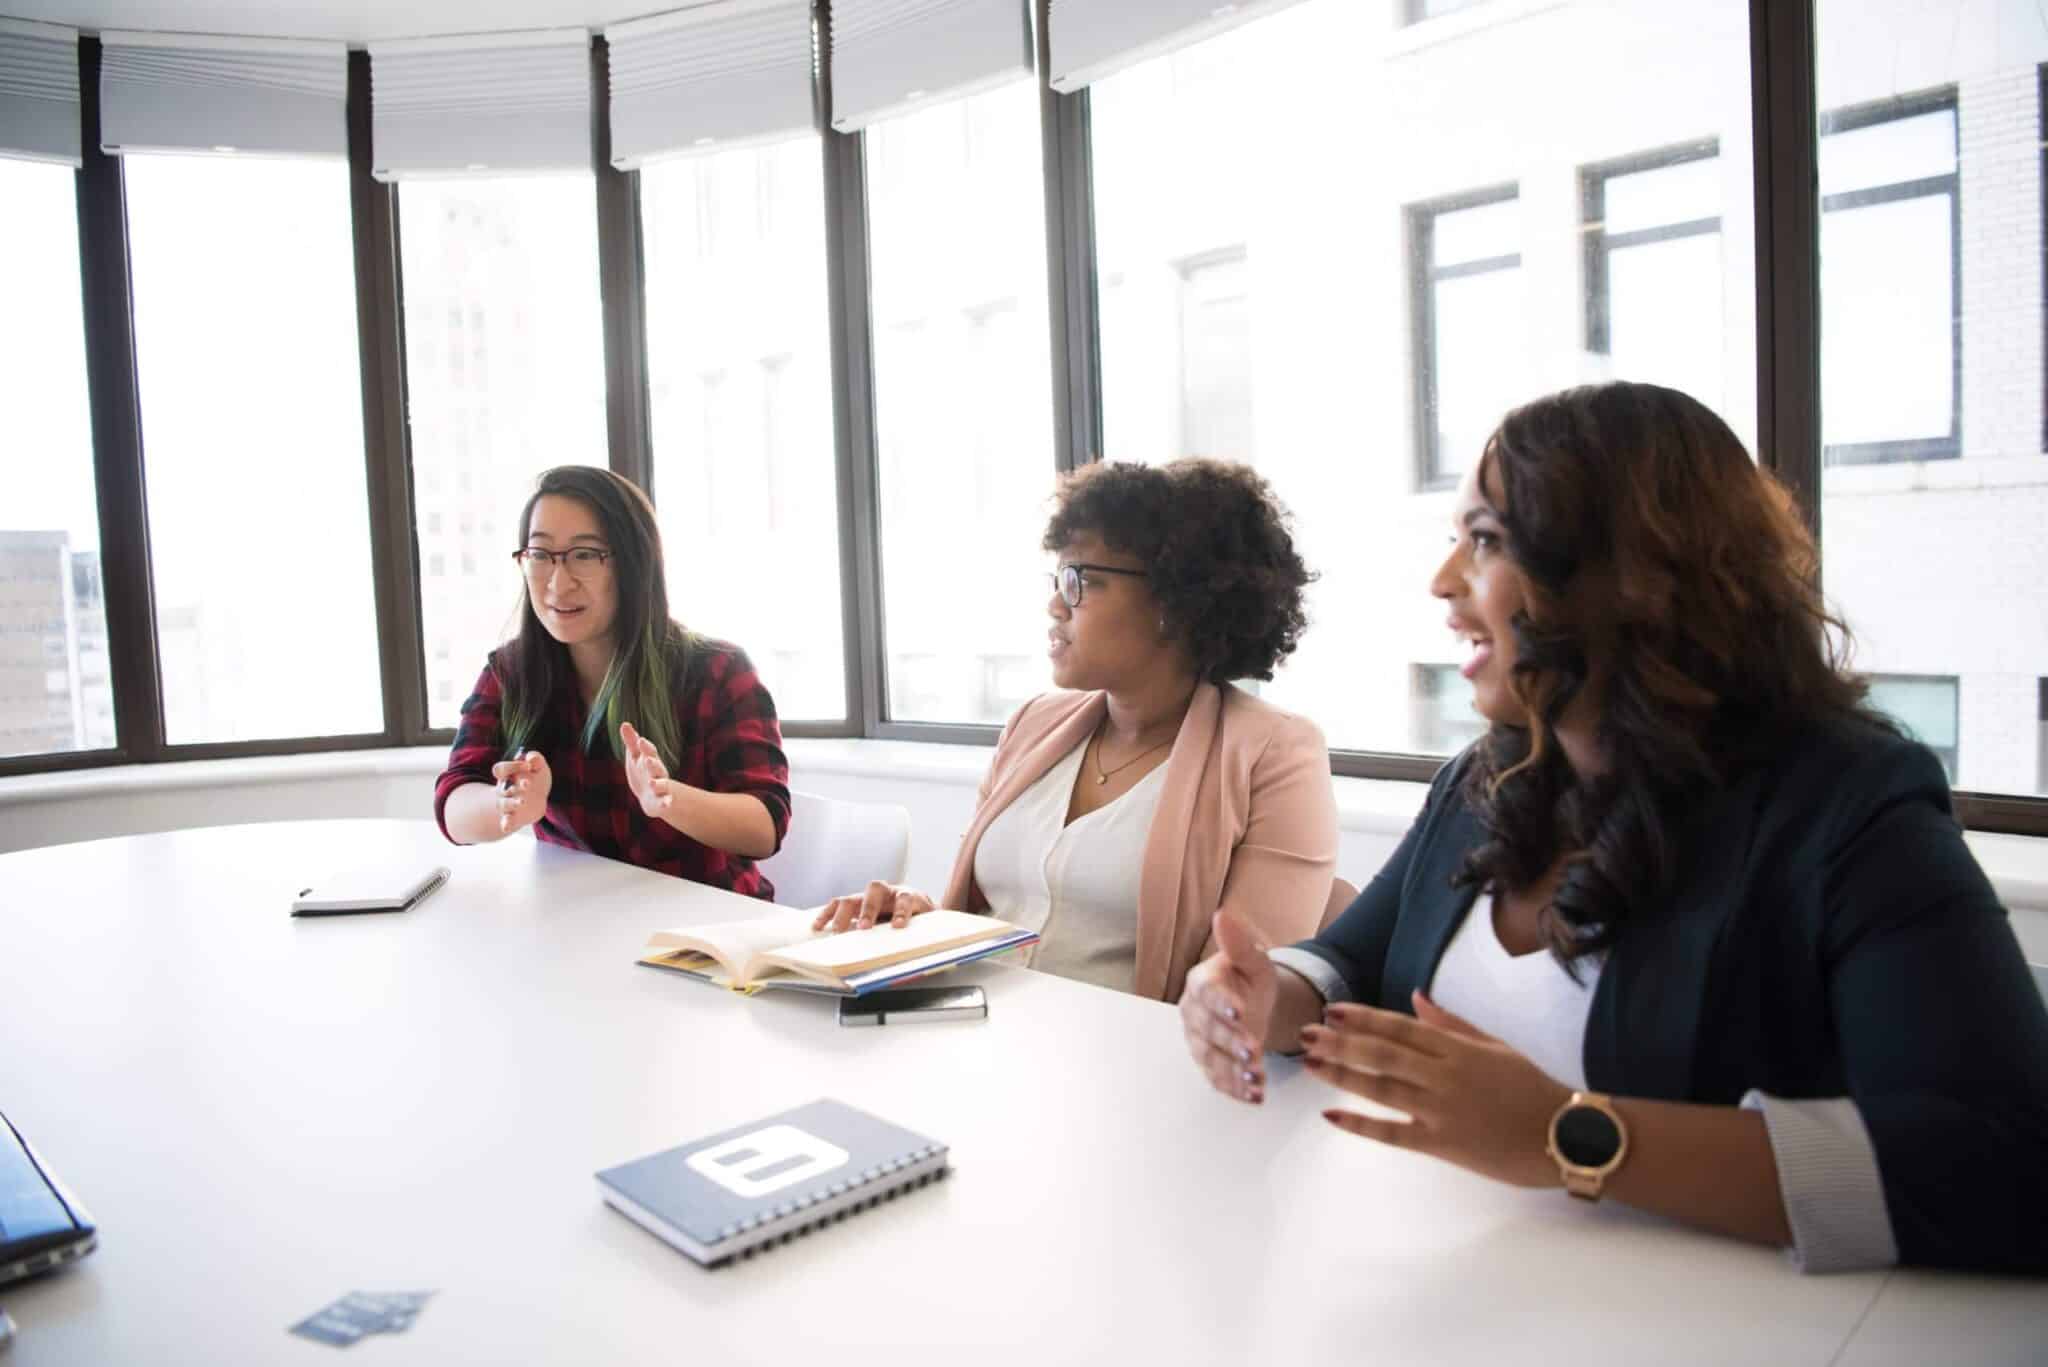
[595,1099,948,1267]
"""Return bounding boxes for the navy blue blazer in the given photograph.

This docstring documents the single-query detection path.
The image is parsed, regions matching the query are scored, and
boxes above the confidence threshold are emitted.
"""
[1298,719,2048,1274]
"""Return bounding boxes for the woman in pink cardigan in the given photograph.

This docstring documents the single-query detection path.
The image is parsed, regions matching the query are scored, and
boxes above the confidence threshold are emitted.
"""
[815,459,1338,1003]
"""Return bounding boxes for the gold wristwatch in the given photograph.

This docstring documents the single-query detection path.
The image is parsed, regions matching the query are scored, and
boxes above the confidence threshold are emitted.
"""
[1546,1091,1629,1201]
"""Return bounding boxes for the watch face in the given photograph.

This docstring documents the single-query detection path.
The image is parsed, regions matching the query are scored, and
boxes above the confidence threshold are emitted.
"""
[1555,1104,1622,1168]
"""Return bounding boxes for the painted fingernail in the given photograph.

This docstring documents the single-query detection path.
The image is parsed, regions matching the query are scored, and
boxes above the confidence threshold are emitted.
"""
[1234,1045,1252,1064]
[1223,1005,1240,1023]
[1240,1068,1256,1086]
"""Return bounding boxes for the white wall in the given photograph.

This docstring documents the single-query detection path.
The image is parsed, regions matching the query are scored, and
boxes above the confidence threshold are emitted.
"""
[3,740,2045,964]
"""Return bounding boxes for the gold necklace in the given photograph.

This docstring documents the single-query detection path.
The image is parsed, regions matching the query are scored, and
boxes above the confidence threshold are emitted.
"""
[1092,726,1174,786]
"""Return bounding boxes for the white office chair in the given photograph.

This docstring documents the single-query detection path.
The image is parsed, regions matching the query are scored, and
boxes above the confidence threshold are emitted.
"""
[1318,877,1360,932]
[757,790,912,911]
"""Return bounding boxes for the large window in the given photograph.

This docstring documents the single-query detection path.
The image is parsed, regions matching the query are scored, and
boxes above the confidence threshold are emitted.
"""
[1584,143,1727,412]
[1090,0,1755,758]
[1818,97,1960,464]
[642,138,845,722]
[0,159,111,760]
[866,79,1056,725]
[399,177,608,727]
[1817,1,2047,802]
[1412,188,1524,490]
[124,154,381,744]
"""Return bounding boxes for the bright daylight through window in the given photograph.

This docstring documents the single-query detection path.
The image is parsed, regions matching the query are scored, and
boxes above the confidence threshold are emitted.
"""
[1816,4,2047,797]
[126,153,382,744]
[642,136,846,722]
[0,158,112,759]
[1090,0,1756,758]
[400,175,609,729]
[866,78,1057,725]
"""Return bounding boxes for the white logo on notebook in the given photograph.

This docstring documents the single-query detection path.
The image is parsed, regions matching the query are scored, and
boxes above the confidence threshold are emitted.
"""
[687,1125,850,1198]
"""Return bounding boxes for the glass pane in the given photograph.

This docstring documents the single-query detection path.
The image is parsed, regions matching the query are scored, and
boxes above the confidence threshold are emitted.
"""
[1604,155,1721,233]
[1819,107,1956,197]
[1820,194,1955,450]
[1432,265,1527,482]
[1865,676,1959,750]
[400,177,608,728]
[642,138,845,721]
[866,79,1055,724]
[125,154,381,743]
[1607,232,1727,409]
[1179,253,1255,461]
[1817,4,2047,799]
[0,159,114,758]
[1091,0,1756,756]
[1432,197,1519,267]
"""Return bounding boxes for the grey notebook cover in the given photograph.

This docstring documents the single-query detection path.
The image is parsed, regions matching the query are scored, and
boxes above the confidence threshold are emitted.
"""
[596,1099,947,1262]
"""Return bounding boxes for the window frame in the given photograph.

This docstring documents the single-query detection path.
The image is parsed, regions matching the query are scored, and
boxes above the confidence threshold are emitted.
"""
[1582,139,1722,368]
[1409,182,1521,493]
[1816,87,1962,467]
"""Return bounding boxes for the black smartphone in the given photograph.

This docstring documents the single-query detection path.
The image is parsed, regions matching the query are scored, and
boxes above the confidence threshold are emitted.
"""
[837,985,988,1026]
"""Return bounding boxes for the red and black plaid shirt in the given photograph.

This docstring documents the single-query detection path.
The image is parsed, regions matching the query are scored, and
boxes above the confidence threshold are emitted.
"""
[434,637,791,899]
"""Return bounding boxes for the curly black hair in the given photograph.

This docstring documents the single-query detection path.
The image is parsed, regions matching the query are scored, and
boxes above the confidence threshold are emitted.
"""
[1042,458,1313,685]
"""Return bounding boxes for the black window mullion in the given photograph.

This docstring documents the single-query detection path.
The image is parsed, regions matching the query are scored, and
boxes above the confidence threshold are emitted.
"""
[74,35,165,766]
[591,35,654,496]
[819,1,884,737]
[347,49,428,746]
[1749,0,1821,531]
[1037,0,1101,475]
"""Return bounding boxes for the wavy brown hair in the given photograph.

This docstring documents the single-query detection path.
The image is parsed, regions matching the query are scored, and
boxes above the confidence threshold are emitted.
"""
[1458,382,1891,966]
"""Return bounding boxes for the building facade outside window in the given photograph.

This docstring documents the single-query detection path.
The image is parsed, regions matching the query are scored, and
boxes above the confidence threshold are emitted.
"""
[1411,187,1524,491]
[1583,141,1726,413]
[1,158,110,759]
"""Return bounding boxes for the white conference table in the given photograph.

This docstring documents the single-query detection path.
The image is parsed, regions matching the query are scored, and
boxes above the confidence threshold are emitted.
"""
[0,819,2039,1365]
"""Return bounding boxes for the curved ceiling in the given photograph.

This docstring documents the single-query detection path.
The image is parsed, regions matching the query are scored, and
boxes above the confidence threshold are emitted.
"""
[2,1,669,43]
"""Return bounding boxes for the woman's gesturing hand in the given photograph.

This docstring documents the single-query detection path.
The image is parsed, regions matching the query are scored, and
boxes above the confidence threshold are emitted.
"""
[490,750,551,834]
[812,881,937,933]
[1303,990,1571,1188]
[1179,911,1279,1105]
[619,722,677,820]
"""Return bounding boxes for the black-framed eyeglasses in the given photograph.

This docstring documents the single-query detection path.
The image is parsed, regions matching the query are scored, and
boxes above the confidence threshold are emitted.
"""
[513,547,613,580]
[1049,562,1147,608]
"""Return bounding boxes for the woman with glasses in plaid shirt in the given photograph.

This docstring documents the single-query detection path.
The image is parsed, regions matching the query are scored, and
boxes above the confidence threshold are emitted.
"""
[815,459,1339,1005]
[435,466,792,898]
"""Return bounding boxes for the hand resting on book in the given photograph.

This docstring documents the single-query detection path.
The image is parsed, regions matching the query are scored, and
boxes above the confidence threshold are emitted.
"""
[812,881,937,933]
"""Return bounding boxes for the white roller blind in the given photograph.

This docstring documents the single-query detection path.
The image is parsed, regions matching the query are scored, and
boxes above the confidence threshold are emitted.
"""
[0,18,79,166]
[607,0,815,168]
[100,31,346,158]
[370,30,591,179]
[1047,0,1306,92]
[829,0,1030,132]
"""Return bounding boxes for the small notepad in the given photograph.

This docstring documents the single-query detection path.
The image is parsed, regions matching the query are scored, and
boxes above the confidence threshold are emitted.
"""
[291,866,450,916]
[595,1099,948,1267]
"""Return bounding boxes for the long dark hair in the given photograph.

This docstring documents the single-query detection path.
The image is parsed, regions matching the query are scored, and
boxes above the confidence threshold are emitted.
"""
[1458,382,1890,965]
[496,466,691,766]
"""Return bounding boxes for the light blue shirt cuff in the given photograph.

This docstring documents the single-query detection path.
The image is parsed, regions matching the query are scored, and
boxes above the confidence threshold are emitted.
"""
[1265,947,1350,1059]
[1741,1090,1898,1274]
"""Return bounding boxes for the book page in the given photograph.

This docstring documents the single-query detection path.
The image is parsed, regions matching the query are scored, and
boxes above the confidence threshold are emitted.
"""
[760,911,1008,979]
[645,906,823,980]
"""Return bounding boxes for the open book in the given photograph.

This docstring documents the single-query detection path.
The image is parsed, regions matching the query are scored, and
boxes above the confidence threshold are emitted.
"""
[637,907,1038,997]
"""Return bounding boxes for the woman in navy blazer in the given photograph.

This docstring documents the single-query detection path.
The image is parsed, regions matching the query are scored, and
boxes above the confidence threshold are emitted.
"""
[1180,382,2048,1274]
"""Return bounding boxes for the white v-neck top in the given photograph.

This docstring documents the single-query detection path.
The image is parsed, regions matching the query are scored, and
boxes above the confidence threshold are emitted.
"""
[1426,892,1601,1090]
[971,738,1167,994]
